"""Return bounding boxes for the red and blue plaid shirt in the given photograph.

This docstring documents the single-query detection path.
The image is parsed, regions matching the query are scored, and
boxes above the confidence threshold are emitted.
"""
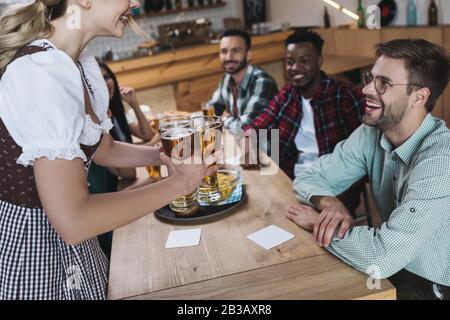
[244,72,366,212]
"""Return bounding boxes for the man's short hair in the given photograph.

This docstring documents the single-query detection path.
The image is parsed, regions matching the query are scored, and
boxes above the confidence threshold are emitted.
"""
[376,39,450,112]
[220,29,252,51]
[285,30,325,56]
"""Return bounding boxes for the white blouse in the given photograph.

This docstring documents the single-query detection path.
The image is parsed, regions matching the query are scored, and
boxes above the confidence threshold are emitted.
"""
[0,39,113,167]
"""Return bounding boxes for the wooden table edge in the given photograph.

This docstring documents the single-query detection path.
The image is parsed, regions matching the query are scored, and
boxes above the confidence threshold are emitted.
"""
[111,253,396,301]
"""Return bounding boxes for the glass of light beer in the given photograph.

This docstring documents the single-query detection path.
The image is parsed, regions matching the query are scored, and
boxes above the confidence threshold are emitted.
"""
[146,115,191,179]
[201,103,215,118]
[161,127,199,216]
[145,114,167,179]
[151,113,166,131]
[191,116,223,204]
[159,117,191,133]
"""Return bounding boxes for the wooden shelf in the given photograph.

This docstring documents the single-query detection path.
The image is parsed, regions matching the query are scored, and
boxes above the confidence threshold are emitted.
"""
[135,1,226,19]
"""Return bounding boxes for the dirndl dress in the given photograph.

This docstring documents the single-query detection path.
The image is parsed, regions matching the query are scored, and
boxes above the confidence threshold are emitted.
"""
[0,42,111,300]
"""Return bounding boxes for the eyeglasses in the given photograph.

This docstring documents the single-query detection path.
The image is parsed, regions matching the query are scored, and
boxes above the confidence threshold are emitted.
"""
[361,70,423,96]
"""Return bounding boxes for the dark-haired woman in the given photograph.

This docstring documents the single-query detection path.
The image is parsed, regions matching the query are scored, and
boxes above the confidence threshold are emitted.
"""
[98,61,160,149]
[90,62,160,260]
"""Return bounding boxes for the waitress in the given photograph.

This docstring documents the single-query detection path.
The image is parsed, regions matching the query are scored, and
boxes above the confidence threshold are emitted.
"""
[0,0,217,300]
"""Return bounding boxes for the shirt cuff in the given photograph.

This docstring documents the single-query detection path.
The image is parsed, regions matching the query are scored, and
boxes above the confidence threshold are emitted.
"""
[294,185,335,208]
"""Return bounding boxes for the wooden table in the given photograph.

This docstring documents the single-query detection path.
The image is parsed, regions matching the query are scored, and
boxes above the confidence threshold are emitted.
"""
[108,135,395,300]
[322,55,374,76]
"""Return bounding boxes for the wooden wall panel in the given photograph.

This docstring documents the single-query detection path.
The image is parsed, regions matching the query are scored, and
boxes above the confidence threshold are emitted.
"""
[174,73,223,112]
[334,29,381,58]
[313,28,336,55]
[135,85,178,114]
[444,27,450,52]
[381,27,443,45]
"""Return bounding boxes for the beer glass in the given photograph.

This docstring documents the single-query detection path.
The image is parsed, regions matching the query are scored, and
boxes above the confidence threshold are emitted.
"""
[146,113,167,179]
[159,117,191,133]
[152,113,166,132]
[161,127,199,216]
[191,116,223,204]
[147,115,191,179]
[201,103,215,118]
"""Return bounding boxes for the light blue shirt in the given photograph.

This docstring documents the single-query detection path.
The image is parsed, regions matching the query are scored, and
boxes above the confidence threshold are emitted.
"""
[294,114,450,286]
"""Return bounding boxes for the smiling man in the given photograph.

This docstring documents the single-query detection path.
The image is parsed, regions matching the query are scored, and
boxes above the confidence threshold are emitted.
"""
[208,29,278,132]
[287,38,450,300]
[244,30,365,214]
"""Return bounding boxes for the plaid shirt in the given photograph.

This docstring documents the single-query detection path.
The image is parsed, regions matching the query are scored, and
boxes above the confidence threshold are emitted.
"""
[244,72,365,211]
[209,64,278,131]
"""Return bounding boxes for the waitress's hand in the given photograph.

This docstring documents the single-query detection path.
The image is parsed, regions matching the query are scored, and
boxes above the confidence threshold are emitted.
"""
[120,86,139,108]
[159,149,222,195]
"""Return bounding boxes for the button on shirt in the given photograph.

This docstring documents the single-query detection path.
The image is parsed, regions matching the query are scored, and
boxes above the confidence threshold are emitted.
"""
[293,114,450,286]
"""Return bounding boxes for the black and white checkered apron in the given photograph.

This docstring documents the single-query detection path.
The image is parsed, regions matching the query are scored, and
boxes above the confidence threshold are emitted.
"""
[0,45,108,300]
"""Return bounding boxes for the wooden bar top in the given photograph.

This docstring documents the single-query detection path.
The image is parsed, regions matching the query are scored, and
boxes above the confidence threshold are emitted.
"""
[108,134,395,300]
[322,55,373,75]
[106,31,292,91]
[108,31,292,74]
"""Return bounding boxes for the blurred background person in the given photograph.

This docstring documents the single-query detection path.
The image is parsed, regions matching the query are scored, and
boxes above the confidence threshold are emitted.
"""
[208,28,278,133]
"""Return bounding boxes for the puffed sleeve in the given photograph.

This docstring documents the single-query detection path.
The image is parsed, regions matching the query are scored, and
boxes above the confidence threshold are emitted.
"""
[0,49,87,166]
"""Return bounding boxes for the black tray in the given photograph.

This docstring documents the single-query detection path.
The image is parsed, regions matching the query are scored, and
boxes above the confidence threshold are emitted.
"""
[155,186,247,225]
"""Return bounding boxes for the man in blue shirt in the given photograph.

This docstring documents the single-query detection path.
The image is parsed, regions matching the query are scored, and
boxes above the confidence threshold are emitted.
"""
[287,38,450,300]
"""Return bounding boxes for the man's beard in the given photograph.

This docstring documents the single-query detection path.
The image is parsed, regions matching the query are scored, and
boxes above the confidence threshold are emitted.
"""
[363,96,408,131]
[222,58,248,75]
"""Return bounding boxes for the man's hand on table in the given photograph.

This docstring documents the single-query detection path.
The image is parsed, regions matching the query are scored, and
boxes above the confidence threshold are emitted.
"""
[311,196,355,248]
[285,204,320,232]
[285,196,355,248]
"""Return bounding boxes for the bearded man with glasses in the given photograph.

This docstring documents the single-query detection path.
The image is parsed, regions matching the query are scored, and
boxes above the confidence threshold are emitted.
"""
[286,38,450,300]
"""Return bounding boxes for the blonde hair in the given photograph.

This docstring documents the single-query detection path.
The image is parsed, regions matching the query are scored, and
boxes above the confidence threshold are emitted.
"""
[0,0,67,74]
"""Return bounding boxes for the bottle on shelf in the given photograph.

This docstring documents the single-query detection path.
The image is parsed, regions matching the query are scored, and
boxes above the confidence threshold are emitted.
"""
[407,0,417,26]
[188,0,195,8]
[198,0,205,6]
[428,0,438,26]
[357,0,365,28]
[324,6,331,28]
[207,0,215,5]
[144,0,165,12]
[165,0,173,11]
[175,0,182,10]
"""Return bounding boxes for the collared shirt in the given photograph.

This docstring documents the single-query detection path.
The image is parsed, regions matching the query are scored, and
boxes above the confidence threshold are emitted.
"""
[294,114,450,286]
[244,72,365,178]
[209,64,278,132]
[244,71,365,211]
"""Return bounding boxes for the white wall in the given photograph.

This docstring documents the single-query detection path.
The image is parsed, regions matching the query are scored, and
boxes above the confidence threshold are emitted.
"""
[268,0,450,28]
[89,0,241,58]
